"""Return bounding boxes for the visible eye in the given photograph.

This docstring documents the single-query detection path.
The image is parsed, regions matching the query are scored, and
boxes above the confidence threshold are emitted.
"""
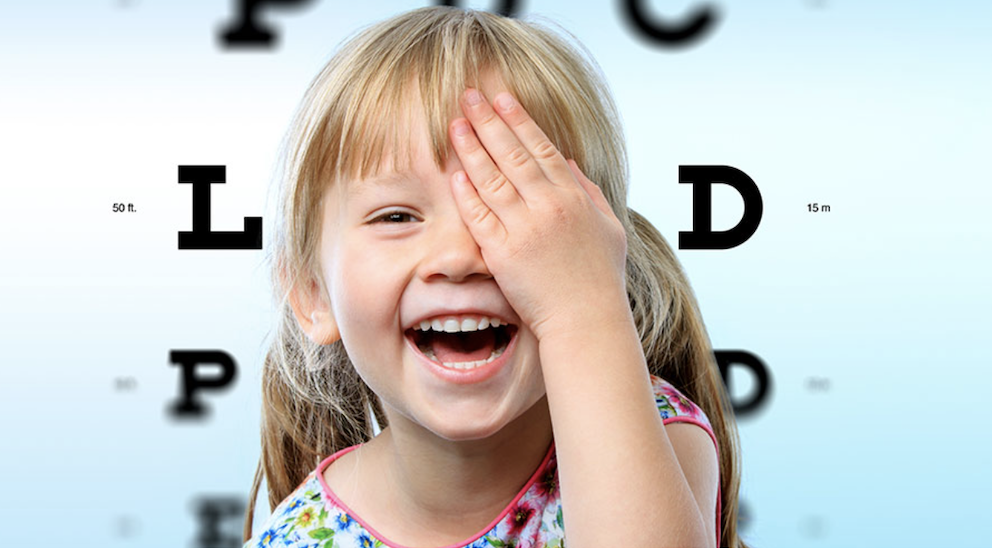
[371,210,419,224]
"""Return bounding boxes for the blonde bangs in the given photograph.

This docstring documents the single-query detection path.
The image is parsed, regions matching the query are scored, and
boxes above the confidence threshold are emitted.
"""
[302,7,610,192]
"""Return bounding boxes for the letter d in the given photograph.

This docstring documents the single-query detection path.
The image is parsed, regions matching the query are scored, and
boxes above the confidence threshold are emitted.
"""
[679,165,762,249]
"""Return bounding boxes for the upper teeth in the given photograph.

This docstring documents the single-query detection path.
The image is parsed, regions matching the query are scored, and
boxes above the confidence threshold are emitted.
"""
[414,316,503,333]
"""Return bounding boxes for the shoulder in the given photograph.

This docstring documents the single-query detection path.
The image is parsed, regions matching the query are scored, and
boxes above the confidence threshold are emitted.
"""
[648,374,720,463]
[242,471,329,548]
[649,375,714,432]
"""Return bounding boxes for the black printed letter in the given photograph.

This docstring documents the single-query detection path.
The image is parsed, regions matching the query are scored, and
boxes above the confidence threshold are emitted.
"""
[679,165,762,250]
[219,0,317,49]
[436,0,520,18]
[191,496,245,548]
[621,0,719,48]
[168,350,238,419]
[178,166,262,250]
[715,350,771,418]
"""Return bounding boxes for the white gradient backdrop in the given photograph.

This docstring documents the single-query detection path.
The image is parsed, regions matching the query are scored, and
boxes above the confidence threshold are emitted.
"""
[1,1,989,547]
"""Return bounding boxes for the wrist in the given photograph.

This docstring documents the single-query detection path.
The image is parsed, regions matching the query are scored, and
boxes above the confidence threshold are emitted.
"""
[535,299,649,382]
[534,295,637,347]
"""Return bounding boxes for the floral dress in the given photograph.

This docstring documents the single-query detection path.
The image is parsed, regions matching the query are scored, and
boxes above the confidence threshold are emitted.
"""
[244,375,721,548]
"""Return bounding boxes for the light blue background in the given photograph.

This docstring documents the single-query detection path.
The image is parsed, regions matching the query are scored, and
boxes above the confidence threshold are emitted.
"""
[1,1,989,546]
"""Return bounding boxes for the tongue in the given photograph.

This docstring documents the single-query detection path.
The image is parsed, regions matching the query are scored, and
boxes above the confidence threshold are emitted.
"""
[430,330,496,363]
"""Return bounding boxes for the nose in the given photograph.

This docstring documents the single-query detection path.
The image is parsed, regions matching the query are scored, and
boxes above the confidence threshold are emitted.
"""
[419,211,492,283]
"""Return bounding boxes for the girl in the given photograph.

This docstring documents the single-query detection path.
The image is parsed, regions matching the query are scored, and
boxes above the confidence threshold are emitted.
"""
[244,6,748,548]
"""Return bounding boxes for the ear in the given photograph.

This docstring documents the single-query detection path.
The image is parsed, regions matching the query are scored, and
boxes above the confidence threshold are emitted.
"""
[285,270,341,346]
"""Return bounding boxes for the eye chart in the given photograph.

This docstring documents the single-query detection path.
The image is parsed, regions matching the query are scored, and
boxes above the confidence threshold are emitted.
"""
[1,1,988,547]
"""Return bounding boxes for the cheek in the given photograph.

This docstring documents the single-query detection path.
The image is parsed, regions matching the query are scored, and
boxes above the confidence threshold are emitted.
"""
[329,240,407,348]
[328,242,412,403]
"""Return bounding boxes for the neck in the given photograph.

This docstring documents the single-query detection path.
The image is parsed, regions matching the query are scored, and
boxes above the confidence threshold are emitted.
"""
[369,397,553,539]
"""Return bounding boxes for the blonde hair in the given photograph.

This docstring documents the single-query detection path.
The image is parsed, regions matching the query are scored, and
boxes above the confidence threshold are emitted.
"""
[245,6,749,547]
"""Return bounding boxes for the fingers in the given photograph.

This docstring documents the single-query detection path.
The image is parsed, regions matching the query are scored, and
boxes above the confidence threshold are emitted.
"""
[449,117,528,215]
[450,170,507,246]
[448,88,616,243]
[488,91,574,187]
[451,89,574,202]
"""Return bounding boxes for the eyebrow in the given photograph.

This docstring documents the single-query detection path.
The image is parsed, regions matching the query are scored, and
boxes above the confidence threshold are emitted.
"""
[346,173,414,197]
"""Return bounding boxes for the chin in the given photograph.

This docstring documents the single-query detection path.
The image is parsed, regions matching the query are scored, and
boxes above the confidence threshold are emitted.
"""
[419,391,546,442]
[431,425,505,442]
[420,406,512,441]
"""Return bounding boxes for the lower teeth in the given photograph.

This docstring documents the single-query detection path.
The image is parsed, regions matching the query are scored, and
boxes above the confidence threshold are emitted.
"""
[422,340,508,370]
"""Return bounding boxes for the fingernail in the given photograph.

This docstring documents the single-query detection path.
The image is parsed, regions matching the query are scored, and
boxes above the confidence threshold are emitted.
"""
[495,93,515,112]
[466,88,483,106]
[453,119,470,136]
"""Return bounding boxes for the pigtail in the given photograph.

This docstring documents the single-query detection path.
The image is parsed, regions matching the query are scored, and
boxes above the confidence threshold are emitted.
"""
[242,259,387,542]
[625,208,749,548]
[243,303,386,541]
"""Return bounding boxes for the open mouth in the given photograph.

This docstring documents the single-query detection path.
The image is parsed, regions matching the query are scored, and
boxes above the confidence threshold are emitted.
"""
[405,321,518,370]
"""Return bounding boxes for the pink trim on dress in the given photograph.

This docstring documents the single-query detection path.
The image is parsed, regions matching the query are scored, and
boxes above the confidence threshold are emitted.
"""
[315,440,558,548]
[311,386,723,548]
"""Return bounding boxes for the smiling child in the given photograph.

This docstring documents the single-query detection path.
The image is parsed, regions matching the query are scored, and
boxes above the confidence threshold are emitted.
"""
[244,6,748,548]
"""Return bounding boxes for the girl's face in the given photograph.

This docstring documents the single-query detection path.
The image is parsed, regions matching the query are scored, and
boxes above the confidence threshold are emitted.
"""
[316,94,547,442]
